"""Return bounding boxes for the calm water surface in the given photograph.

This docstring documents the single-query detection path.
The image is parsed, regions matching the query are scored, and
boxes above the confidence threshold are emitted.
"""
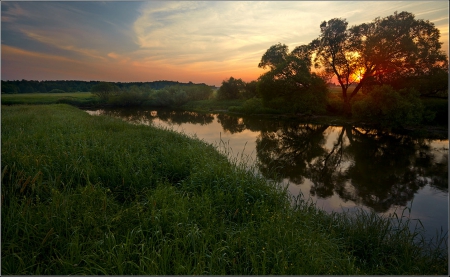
[85,108,448,241]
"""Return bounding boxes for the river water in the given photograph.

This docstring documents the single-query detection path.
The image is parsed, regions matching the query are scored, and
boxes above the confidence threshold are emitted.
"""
[85,108,448,242]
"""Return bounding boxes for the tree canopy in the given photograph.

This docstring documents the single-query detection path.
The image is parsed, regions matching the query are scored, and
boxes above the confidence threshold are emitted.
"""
[314,18,357,106]
[258,44,328,113]
[258,43,290,70]
[313,11,448,109]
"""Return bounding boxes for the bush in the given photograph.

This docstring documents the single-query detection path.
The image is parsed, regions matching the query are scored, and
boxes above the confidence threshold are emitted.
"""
[352,85,424,128]
[91,82,119,101]
[326,94,344,114]
[49,89,65,93]
[185,85,213,101]
[56,97,100,107]
[241,98,263,114]
[421,98,448,126]
[292,82,328,114]
[147,89,174,107]
[229,98,281,114]
[144,85,213,108]
[108,93,147,107]
[217,77,245,100]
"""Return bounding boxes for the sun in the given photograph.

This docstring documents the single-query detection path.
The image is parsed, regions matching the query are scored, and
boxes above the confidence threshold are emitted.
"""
[352,67,365,83]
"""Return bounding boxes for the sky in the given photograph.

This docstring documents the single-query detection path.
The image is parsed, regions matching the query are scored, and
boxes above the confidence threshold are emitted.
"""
[1,1,449,86]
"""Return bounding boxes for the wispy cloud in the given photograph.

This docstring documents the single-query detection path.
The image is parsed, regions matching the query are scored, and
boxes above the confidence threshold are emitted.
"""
[2,1,448,85]
[2,2,137,62]
[1,2,29,22]
[132,2,329,67]
[131,1,449,70]
[20,29,108,62]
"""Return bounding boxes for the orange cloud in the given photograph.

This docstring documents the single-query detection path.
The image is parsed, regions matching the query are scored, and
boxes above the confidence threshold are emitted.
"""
[2,44,251,85]
[20,29,108,61]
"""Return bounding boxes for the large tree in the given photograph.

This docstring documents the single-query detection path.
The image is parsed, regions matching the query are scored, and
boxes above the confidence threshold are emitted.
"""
[314,18,357,109]
[258,43,290,70]
[258,44,328,113]
[314,11,448,110]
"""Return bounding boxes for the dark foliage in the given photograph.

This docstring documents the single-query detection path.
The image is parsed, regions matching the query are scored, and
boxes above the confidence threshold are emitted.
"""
[1,80,216,94]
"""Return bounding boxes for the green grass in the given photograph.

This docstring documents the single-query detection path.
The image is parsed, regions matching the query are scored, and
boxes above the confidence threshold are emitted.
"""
[328,86,343,94]
[1,92,100,106]
[1,104,447,275]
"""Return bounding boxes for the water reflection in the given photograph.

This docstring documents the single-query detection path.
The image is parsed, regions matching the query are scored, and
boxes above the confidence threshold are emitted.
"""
[254,123,448,213]
[217,114,247,134]
[85,108,448,237]
[87,108,215,126]
[256,124,329,185]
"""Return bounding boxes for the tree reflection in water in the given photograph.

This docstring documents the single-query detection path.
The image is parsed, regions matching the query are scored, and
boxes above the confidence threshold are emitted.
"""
[256,124,329,184]
[253,122,448,213]
[89,108,215,126]
[216,114,247,134]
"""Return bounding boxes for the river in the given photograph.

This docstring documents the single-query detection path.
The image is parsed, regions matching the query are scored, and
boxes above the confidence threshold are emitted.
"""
[85,107,448,242]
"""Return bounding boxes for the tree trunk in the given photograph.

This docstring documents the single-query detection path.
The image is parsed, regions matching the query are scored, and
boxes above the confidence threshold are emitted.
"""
[340,85,352,115]
[350,81,364,99]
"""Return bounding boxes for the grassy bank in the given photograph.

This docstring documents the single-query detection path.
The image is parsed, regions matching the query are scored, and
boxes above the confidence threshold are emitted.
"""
[1,104,447,275]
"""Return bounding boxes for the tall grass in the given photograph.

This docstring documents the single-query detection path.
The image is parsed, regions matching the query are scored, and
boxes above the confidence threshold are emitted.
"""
[1,104,448,275]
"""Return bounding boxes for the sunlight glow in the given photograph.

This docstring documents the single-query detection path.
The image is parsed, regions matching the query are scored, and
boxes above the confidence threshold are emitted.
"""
[351,66,365,83]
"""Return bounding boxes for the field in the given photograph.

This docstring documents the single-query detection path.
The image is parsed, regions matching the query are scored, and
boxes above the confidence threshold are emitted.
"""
[1,104,447,275]
[1,92,99,106]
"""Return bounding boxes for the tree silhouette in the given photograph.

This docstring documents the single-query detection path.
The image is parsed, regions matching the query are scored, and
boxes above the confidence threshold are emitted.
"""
[313,11,448,110]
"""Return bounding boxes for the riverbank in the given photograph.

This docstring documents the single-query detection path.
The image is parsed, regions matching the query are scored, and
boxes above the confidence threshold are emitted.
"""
[2,92,447,138]
[1,104,448,274]
[179,98,448,139]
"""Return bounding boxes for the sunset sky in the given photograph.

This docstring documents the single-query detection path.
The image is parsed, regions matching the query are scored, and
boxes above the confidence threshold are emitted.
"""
[1,1,448,86]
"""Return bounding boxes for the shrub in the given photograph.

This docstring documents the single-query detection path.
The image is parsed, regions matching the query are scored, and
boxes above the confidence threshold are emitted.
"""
[143,85,213,108]
[108,92,147,107]
[217,77,245,100]
[147,89,174,107]
[91,82,120,101]
[49,89,65,93]
[241,98,264,114]
[292,84,328,114]
[326,94,344,114]
[421,98,448,126]
[185,85,213,101]
[352,85,424,128]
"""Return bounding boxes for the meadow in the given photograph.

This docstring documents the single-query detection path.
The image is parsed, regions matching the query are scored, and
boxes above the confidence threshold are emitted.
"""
[1,92,99,106]
[1,104,447,274]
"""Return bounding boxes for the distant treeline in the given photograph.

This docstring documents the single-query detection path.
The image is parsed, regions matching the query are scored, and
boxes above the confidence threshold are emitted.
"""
[1,80,216,94]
